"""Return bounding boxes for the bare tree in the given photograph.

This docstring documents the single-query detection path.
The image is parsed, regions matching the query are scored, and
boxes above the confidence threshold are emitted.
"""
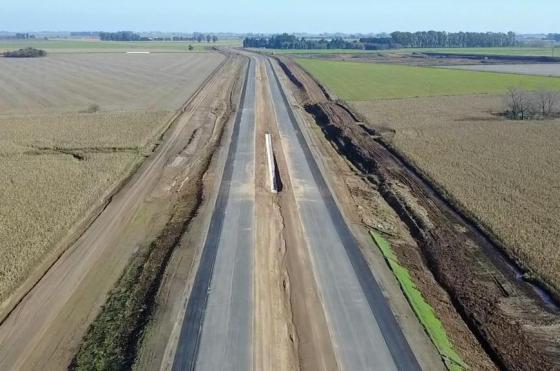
[533,89,558,118]
[505,87,530,120]
[505,88,559,120]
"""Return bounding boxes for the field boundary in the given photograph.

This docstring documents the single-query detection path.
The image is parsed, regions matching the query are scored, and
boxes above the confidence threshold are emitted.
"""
[378,138,560,305]
[370,231,466,371]
[0,52,230,326]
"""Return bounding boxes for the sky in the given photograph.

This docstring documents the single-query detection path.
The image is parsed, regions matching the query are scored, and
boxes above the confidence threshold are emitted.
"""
[1,0,558,34]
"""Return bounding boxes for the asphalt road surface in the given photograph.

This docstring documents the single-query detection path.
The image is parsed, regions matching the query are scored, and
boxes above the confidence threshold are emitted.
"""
[172,55,421,371]
[266,59,421,371]
[172,58,256,371]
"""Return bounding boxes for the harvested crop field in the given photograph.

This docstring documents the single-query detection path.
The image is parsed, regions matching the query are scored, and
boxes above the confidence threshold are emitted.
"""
[0,51,224,304]
[296,58,560,100]
[0,39,242,53]
[443,63,560,77]
[352,95,560,293]
[0,111,171,150]
[0,53,224,114]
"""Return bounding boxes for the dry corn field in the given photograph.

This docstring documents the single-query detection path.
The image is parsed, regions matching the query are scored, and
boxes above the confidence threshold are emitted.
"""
[0,52,224,303]
[0,53,224,114]
[0,111,171,151]
[352,96,560,293]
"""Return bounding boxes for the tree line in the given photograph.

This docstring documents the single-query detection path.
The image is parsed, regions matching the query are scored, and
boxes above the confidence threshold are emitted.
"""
[99,31,218,43]
[244,31,517,51]
[99,31,146,41]
[389,31,516,48]
[243,33,362,50]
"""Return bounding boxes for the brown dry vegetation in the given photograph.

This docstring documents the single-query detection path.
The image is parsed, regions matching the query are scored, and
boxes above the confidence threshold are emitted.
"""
[0,53,224,114]
[0,152,140,302]
[0,111,171,151]
[352,95,560,293]
[0,52,224,304]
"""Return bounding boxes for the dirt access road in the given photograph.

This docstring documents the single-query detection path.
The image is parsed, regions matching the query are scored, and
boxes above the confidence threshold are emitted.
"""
[167,52,442,370]
[0,51,240,371]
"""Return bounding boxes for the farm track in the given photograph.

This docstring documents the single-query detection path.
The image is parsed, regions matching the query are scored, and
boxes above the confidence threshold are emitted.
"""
[278,56,560,370]
[0,51,237,371]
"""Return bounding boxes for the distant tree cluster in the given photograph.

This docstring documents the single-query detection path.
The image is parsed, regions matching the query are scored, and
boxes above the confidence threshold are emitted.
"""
[149,34,218,42]
[98,31,218,43]
[99,31,147,41]
[390,31,516,48]
[359,37,397,50]
[70,31,100,37]
[505,88,560,120]
[3,47,46,58]
[0,33,37,40]
[193,33,219,43]
[243,33,362,50]
[244,31,517,51]
[14,33,35,40]
[546,34,560,42]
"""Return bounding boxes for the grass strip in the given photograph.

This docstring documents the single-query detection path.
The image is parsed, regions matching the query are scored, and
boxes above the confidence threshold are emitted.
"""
[370,231,467,370]
[296,58,560,100]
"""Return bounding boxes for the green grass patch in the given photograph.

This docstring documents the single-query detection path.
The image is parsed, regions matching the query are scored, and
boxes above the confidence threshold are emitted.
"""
[371,231,466,370]
[398,47,559,57]
[0,39,242,53]
[296,58,560,100]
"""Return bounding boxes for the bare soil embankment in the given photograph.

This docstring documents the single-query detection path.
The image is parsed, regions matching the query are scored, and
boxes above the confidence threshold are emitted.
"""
[277,56,560,370]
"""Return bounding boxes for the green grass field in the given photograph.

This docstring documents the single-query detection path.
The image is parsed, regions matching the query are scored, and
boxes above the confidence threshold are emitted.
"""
[0,39,242,53]
[296,58,560,100]
[252,46,558,57]
[371,231,466,371]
